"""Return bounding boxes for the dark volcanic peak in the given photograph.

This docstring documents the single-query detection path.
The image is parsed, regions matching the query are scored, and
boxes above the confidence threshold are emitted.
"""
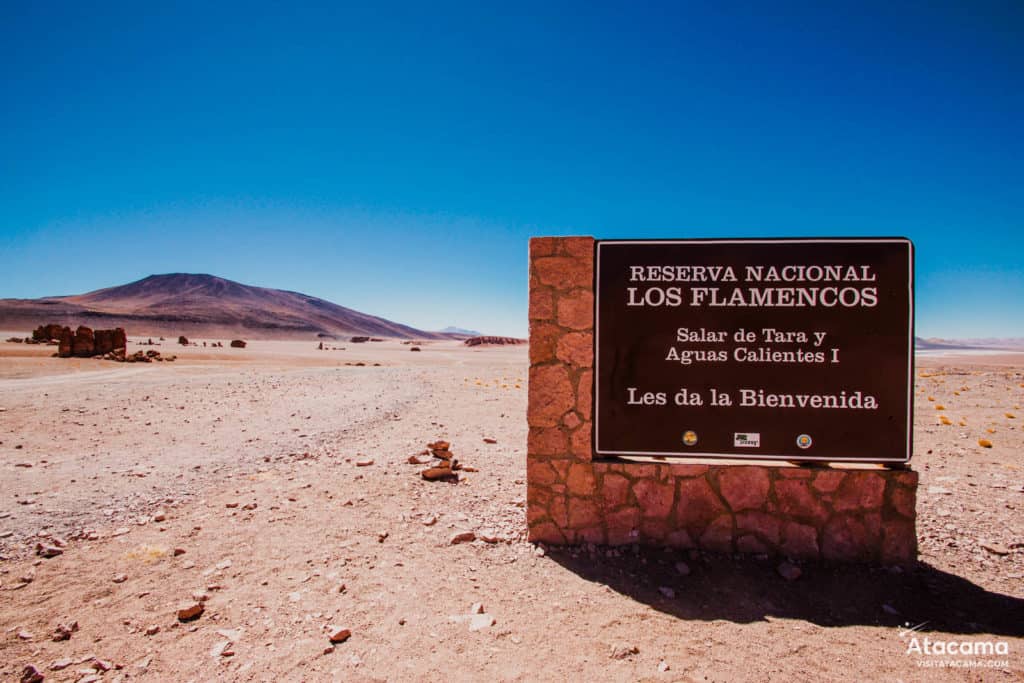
[0,273,445,340]
[77,273,260,305]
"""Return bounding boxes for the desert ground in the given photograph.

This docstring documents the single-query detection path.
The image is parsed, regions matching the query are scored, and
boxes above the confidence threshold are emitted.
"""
[0,337,1022,682]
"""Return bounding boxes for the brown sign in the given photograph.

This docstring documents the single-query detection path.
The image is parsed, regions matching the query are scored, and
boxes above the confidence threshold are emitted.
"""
[594,238,914,463]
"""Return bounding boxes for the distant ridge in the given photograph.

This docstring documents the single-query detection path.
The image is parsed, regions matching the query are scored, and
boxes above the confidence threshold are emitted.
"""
[0,273,448,340]
[439,325,482,337]
[914,336,1024,351]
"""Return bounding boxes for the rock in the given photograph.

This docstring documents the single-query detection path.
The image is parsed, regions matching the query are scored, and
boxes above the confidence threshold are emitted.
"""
[211,640,234,657]
[464,336,526,347]
[422,515,437,526]
[470,602,485,614]
[112,573,127,583]
[450,530,476,545]
[58,327,73,357]
[483,438,498,444]
[674,561,691,576]
[20,665,44,683]
[377,531,389,542]
[92,659,113,672]
[478,529,502,543]
[658,586,675,599]
[468,613,496,631]
[52,621,78,641]
[51,658,74,671]
[777,561,802,581]
[356,459,374,467]
[18,630,34,640]
[35,543,63,558]
[230,339,246,348]
[225,502,239,508]
[242,502,257,511]
[173,548,186,556]
[152,511,166,522]
[422,466,457,482]
[323,645,335,655]
[193,590,210,602]
[610,643,639,659]
[145,625,160,636]
[178,336,189,345]
[177,602,205,621]
[981,542,1010,556]
[658,660,670,673]
[407,454,431,465]
[328,627,351,644]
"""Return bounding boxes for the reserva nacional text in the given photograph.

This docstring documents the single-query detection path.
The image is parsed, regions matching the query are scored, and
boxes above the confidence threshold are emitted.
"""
[625,263,879,308]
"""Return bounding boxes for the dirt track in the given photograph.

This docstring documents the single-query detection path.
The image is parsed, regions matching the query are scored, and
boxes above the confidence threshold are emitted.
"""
[1,340,1022,681]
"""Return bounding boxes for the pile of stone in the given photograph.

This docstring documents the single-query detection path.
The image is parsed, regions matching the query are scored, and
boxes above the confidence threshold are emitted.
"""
[464,336,527,346]
[415,440,476,482]
[100,349,177,363]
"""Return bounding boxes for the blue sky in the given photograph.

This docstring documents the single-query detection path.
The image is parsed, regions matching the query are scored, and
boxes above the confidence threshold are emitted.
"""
[1,2,1021,337]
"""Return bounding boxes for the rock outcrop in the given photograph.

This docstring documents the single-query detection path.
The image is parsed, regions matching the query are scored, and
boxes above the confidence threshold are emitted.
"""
[464,336,527,347]
[49,325,127,358]
[32,324,65,341]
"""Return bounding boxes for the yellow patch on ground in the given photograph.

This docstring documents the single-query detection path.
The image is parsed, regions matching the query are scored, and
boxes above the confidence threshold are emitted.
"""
[939,416,952,425]
[125,544,169,563]
[935,405,946,410]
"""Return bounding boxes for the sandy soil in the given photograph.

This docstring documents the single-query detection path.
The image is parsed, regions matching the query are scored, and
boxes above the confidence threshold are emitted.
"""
[0,338,1022,682]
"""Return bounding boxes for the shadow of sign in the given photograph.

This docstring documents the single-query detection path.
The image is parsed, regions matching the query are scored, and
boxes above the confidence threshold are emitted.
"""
[546,545,1024,638]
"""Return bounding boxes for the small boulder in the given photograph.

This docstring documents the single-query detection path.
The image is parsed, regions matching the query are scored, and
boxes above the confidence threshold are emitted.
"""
[450,530,476,545]
[328,627,351,644]
[177,602,205,621]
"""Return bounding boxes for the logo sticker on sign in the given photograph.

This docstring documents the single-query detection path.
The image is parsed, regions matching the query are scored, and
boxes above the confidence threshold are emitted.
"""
[734,433,761,447]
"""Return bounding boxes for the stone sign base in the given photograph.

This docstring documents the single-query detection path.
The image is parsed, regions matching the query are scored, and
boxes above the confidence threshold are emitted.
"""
[526,235,919,566]
[528,458,918,565]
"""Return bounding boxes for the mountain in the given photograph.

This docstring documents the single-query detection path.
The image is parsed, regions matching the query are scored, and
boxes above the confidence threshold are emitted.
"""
[914,336,1024,351]
[0,273,447,340]
[439,326,482,337]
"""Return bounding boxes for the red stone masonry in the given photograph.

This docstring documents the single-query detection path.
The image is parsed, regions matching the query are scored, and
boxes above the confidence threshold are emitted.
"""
[526,236,919,565]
